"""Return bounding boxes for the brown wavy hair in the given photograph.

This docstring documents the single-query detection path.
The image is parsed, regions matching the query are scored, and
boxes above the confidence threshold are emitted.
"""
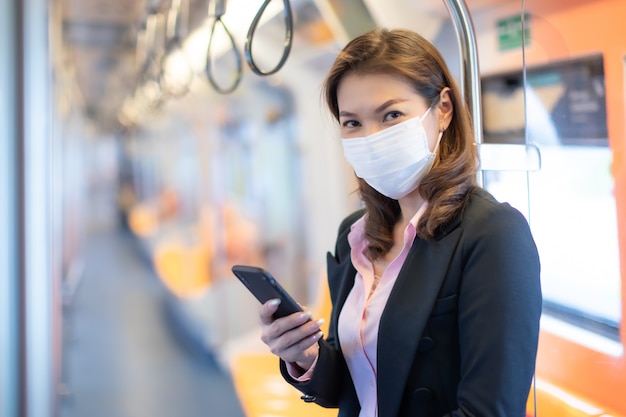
[323,28,478,260]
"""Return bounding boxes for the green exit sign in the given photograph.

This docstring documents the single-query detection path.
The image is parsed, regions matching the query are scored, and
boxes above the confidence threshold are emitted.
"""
[497,13,530,51]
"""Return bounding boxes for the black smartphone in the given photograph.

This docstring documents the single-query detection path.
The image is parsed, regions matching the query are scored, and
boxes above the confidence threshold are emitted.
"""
[231,265,303,319]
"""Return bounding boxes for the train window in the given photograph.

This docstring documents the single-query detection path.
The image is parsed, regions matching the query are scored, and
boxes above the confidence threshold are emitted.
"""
[482,55,622,339]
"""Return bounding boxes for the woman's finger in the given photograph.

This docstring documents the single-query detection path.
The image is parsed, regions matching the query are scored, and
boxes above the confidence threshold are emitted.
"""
[271,330,324,365]
[266,318,324,356]
[259,298,281,325]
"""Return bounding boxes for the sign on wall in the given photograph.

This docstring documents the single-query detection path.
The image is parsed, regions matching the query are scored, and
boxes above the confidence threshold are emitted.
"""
[497,13,530,51]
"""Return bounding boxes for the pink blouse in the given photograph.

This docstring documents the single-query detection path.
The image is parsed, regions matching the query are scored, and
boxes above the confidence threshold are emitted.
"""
[287,203,426,417]
[338,203,426,417]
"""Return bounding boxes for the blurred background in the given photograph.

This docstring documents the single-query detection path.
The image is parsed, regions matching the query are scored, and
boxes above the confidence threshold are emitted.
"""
[1,0,625,416]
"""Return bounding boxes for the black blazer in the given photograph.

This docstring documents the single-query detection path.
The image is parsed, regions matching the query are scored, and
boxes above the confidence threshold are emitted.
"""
[281,188,542,417]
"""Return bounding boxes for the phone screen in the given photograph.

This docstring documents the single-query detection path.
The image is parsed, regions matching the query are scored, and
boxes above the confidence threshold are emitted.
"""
[231,265,303,319]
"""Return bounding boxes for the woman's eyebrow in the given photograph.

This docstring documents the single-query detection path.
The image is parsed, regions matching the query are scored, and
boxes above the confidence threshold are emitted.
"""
[339,98,409,118]
[374,98,407,113]
[339,110,357,118]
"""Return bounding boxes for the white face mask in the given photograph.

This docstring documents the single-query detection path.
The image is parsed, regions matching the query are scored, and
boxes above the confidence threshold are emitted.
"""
[341,107,443,199]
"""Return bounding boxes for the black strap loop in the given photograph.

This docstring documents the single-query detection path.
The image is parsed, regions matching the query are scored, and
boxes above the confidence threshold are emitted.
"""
[205,17,243,94]
[244,0,293,76]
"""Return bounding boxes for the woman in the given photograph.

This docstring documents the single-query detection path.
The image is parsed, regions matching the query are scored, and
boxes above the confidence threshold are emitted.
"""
[259,28,542,417]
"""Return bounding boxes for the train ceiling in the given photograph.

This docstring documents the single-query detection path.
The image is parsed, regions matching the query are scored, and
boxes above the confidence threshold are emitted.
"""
[61,0,210,128]
[60,0,510,131]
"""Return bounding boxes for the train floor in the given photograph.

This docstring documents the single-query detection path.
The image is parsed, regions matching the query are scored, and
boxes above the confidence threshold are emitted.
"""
[59,226,247,417]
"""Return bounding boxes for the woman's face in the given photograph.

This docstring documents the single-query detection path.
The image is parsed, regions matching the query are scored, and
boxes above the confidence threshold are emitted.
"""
[336,72,440,151]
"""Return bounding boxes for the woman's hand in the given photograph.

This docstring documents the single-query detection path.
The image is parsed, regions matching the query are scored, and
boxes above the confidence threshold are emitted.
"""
[259,299,324,372]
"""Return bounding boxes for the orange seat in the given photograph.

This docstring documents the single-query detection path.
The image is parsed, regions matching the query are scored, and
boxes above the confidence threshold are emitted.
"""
[153,241,211,297]
[231,353,336,417]
[128,204,159,237]
[229,269,335,417]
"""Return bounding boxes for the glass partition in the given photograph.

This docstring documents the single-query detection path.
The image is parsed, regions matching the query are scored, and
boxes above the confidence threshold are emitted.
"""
[483,55,621,332]
[475,1,625,415]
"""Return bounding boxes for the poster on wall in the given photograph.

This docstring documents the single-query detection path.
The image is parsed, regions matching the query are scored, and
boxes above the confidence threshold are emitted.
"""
[482,54,607,146]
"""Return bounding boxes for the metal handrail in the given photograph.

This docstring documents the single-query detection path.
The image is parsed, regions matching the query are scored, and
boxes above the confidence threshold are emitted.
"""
[442,0,483,146]
[442,0,483,186]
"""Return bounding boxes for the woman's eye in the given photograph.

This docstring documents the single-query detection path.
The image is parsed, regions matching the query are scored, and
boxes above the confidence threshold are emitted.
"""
[342,120,361,128]
[384,111,402,122]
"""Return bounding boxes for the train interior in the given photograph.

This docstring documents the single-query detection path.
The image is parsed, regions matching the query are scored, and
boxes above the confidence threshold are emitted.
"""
[1,0,625,416]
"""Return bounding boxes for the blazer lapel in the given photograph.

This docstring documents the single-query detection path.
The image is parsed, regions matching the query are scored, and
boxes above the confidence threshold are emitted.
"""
[326,251,357,328]
[377,227,463,417]
[326,209,364,319]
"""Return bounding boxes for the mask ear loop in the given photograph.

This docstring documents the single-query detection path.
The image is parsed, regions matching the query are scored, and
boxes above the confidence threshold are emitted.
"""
[431,86,452,157]
[421,98,444,156]
[431,130,444,157]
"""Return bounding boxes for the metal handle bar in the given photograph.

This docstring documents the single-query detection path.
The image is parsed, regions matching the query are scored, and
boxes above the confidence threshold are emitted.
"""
[442,0,484,185]
[442,0,482,145]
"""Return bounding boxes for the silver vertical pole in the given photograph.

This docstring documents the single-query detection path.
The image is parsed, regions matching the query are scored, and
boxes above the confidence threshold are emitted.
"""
[18,0,55,414]
[0,0,19,415]
[442,0,484,185]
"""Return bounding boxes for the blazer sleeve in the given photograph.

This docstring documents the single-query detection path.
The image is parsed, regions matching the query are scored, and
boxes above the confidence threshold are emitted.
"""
[450,199,542,416]
[279,338,348,408]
